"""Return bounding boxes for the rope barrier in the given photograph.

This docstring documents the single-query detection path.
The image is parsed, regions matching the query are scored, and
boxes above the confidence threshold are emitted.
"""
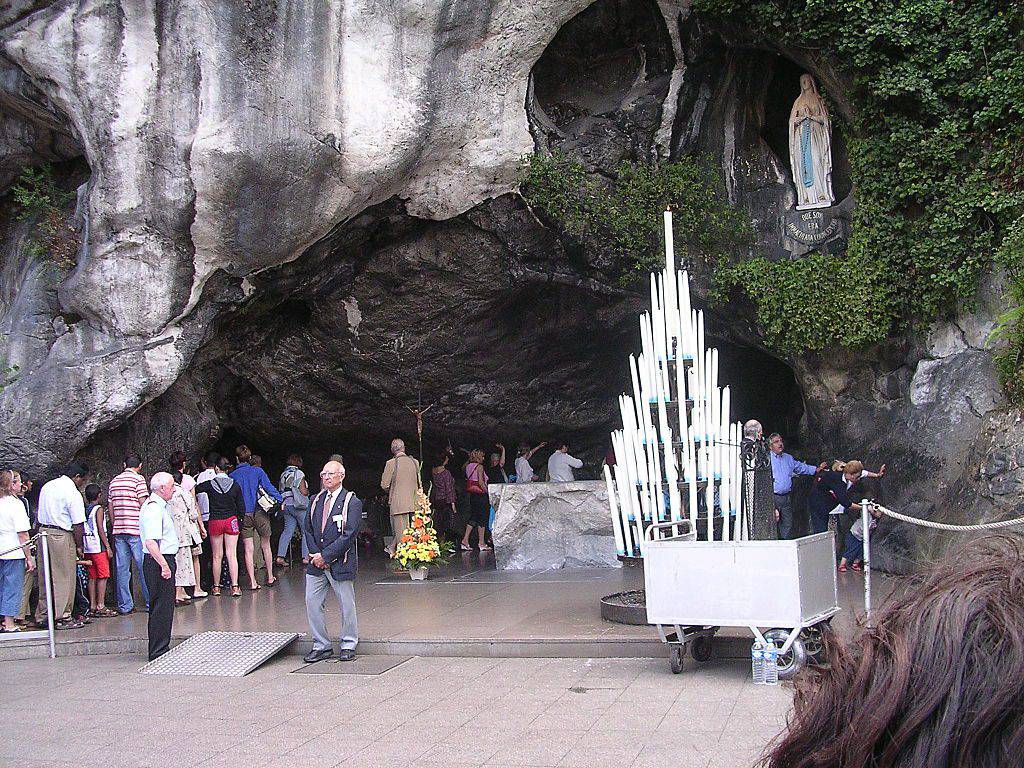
[0,531,41,559]
[869,502,1024,532]
[861,500,1024,627]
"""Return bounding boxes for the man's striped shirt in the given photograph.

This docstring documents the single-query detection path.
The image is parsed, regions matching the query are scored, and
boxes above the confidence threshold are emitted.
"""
[108,469,148,536]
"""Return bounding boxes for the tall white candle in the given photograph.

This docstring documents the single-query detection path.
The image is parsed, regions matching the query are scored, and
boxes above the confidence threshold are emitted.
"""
[664,209,674,275]
[604,464,625,556]
[679,271,692,360]
[687,424,699,528]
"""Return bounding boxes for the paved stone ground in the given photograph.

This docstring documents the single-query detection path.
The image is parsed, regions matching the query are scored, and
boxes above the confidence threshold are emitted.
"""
[1,653,790,768]
[47,550,891,646]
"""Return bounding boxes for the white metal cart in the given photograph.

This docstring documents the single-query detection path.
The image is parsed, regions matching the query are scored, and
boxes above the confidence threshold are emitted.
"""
[644,523,839,677]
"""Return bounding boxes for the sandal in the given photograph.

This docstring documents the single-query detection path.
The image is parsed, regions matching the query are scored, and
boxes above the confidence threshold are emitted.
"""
[460,543,472,551]
[265,577,277,588]
[174,598,191,606]
[249,584,261,592]
[275,557,288,568]
[91,607,118,617]
[231,586,242,598]
[852,562,863,571]
[211,586,221,596]
[837,564,848,573]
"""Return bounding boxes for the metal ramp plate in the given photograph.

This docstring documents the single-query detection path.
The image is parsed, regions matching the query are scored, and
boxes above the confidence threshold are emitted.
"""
[140,631,298,677]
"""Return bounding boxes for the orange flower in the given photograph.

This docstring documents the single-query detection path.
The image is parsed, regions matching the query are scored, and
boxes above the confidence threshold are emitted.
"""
[401,535,413,543]
[413,518,425,528]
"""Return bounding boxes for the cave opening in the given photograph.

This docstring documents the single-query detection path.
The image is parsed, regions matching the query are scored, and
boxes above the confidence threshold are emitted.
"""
[199,283,807,499]
[529,0,674,170]
[73,0,811,504]
[716,340,805,446]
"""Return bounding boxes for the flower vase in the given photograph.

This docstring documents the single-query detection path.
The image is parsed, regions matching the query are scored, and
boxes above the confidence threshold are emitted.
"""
[409,566,428,581]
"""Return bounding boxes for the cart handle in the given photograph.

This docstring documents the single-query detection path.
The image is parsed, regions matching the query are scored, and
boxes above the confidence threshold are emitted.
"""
[645,520,696,542]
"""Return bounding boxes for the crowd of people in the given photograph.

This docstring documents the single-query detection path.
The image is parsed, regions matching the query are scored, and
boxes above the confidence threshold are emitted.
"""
[0,435,590,657]
[743,419,886,569]
[410,439,585,553]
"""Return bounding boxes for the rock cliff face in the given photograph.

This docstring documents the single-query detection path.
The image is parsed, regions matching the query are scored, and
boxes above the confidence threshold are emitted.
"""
[0,0,1018,570]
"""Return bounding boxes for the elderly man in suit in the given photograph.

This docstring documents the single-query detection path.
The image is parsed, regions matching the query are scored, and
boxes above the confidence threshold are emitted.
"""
[380,438,419,556]
[301,459,362,663]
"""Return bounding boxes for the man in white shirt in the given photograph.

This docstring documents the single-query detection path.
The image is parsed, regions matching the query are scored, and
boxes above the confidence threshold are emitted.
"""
[547,442,584,482]
[34,462,89,629]
[140,472,179,661]
[514,442,546,483]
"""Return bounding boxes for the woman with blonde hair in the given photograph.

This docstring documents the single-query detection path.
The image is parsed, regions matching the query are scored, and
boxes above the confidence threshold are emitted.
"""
[0,470,34,632]
[461,449,491,552]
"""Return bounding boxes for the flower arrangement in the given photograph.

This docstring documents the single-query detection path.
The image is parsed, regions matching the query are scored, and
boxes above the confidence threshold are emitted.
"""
[393,490,453,571]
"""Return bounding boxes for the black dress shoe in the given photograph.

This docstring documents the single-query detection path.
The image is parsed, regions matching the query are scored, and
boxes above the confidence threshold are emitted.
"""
[337,649,356,662]
[303,648,333,664]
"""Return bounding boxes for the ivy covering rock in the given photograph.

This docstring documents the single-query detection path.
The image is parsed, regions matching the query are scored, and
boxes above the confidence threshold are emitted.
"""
[700,0,1023,364]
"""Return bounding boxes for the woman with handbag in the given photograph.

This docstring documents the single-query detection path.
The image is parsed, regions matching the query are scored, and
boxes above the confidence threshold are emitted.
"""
[461,450,491,552]
[169,450,207,598]
[230,446,283,590]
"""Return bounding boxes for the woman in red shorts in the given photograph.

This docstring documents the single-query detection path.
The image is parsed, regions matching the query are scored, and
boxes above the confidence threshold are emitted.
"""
[195,458,245,597]
[82,484,117,617]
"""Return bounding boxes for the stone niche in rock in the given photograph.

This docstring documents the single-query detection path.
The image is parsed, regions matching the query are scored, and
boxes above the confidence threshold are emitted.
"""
[529,0,674,170]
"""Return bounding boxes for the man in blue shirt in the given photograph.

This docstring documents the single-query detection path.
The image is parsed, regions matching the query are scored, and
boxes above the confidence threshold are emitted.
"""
[769,433,824,539]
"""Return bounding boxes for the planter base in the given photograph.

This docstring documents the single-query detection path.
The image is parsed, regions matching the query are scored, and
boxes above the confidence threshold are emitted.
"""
[600,590,648,625]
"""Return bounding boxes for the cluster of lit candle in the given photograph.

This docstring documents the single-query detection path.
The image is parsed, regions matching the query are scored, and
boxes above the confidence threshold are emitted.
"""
[604,210,745,556]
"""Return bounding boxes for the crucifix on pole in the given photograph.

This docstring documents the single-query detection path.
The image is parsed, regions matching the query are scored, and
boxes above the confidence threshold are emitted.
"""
[404,392,434,464]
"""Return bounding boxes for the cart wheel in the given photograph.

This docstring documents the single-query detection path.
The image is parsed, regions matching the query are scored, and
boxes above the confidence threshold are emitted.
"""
[669,645,685,674]
[690,635,714,663]
[801,620,834,664]
[764,629,808,680]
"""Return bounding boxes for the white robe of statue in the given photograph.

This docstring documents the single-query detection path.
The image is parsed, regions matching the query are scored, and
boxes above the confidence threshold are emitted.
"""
[788,74,834,210]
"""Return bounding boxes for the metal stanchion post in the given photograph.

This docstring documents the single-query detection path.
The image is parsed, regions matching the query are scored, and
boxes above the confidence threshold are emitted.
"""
[861,499,872,627]
[40,531,56,659]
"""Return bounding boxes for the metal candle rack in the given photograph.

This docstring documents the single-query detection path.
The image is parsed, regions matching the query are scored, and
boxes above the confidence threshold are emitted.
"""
[605,209,745,558]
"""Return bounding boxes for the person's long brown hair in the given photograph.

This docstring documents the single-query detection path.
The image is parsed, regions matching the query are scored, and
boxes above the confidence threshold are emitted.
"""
[763,534,1024,768]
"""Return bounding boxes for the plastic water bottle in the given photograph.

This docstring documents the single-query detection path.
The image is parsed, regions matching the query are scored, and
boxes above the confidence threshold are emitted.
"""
[764,642,779,686]
[751,641,765,684]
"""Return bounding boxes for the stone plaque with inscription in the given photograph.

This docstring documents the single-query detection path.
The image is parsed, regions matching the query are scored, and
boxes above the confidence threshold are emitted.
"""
[782,206,847,255]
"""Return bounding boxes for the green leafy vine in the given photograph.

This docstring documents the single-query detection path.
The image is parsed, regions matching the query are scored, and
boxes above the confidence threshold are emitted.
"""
[695,0,1024,371]
[11,165,80,273]
[518,150,750,282]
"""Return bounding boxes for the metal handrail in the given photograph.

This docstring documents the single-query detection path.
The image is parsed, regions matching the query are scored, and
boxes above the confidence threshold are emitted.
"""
[0,530,56,658]
[645,520,697,542]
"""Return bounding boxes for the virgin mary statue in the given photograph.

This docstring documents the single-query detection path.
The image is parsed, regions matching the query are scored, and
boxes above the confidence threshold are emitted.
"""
[788,74,834,210]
